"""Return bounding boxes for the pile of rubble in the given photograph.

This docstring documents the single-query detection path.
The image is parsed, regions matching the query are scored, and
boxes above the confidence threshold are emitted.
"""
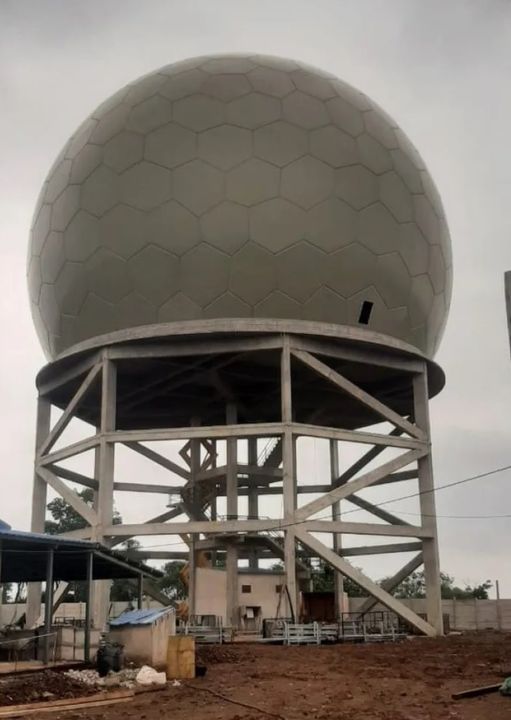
[65,665,166,689]
[0,670,97,707]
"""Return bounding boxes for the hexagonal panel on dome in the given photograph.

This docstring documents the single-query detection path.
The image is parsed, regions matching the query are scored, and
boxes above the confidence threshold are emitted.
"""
[230,242,277,304]
[276,242,326,302]
[145,123,197,169]
[120,162,172,211]
[174,95,224,131]
[335,165,378,210]
[27,53,451,360]
[255,291,302,319]
[173,160,224,215]
[201,73,251,101]
[129,245,180,306]
[104,132,144,172]
[254,121,307,167]
[281,156,334,209]
[201,202,249,254]
[226,92,280,129]
[310,126,357,168]
[198,125,251,170]
[180,244,229,306]
[147,201,201,256]
[226,159,279,206]
[248,67,294,97]
[249,198,306,253]
[282,91,329,129]
[126,95,173,134]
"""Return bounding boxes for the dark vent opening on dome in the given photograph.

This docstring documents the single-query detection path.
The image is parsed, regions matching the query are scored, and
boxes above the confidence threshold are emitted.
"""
[358,301,373,325]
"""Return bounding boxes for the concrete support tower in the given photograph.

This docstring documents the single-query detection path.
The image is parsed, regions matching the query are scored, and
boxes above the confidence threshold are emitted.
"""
[26,54,452,635]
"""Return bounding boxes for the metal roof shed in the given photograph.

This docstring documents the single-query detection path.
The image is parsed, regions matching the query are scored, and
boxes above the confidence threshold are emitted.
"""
[0,528,162,662]
[109,607,176,668]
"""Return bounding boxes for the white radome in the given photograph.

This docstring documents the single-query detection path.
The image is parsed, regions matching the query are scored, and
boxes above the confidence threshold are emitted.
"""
[27,54,452,360]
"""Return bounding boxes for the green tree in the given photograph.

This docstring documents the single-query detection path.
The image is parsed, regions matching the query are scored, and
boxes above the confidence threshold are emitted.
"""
[308,559,367,597]
[156,561,187,602]
[45,489,121,535]
[390,571,492,600]
[45,488,139,602]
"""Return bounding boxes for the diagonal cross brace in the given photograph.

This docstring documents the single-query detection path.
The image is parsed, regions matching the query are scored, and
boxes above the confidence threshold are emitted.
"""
[294,528,436,636]
[38,364,102,457]
[296,448,425,520]
[357,551,424,615]
[292,349,425,440]
[346,494,411,526]
[123,441,190,480]
[36,466,98,528]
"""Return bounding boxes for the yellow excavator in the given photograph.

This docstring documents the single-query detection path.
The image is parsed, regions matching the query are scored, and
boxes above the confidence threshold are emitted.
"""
[175,551,212,621]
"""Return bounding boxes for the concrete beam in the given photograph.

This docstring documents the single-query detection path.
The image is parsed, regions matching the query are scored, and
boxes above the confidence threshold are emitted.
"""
[295,528,437,636]
[292,349,424,439]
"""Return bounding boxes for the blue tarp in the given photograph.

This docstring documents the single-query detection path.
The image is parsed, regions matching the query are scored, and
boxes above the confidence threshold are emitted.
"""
[110,607,174,627]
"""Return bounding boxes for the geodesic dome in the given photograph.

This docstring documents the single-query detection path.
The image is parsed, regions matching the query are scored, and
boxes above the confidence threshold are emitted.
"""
[27,54,452,360]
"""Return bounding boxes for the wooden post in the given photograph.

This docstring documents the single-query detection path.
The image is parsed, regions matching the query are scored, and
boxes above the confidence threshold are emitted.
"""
[27,396,51,628]
[413,367,443,635]
[496,580,502,631]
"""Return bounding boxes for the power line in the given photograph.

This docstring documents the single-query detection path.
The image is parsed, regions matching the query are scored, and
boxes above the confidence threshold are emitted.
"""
[312,462,511,524]
[111,461,511,550]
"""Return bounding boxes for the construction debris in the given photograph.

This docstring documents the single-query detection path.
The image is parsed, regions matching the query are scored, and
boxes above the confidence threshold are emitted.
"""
[65,667,138,688]
[0,670,97,706]
[452,682,503,699]
[0,689,134,717]
[136,666,167,685]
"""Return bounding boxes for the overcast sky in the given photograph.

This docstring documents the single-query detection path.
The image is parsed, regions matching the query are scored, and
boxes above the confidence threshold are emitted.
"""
[1,0,510,596]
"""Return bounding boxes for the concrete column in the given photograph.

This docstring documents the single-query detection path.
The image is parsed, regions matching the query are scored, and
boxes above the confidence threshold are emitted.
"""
[27,396,51,628]
[413,367,443,635]
[188,419,201,621]
[330,439,344,618]
[137,575,144,611]
[247,438,259,570]
[84,551,93,663]
[209,441,218,568]
[93,358,117,630]
[281,337,298,620]
[43,549,54,663]
[225,403,238,628]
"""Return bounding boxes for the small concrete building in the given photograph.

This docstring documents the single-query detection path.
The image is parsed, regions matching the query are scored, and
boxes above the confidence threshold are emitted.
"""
[109,607,176,669]
[195,568,291,630]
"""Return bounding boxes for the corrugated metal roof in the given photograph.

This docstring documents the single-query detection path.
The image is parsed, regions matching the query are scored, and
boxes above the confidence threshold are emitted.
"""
[0,528,94,547]
[110,607,174,627]
[0,528,162,582]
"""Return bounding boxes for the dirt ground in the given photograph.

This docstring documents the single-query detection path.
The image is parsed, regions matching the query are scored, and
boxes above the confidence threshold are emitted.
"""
[0,669,97,706]
[22,633,511,719]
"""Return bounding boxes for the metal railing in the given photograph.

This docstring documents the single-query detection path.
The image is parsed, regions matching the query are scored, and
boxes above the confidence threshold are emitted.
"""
[0,631,58,667]
[257,437,281,466]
